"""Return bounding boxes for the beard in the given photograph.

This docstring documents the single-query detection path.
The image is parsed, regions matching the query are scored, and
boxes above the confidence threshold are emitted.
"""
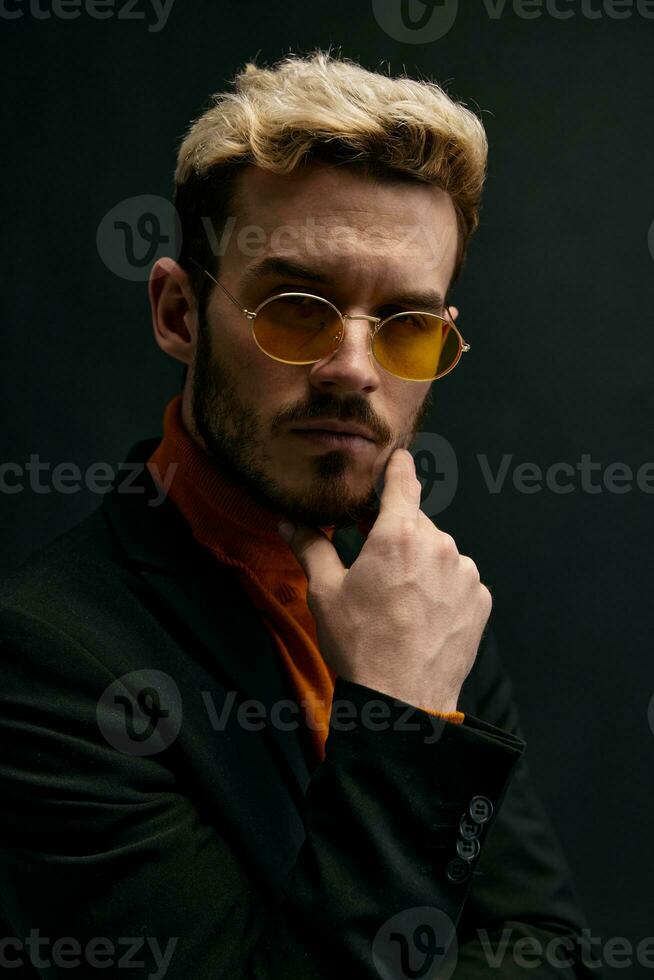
[190,304,434,530]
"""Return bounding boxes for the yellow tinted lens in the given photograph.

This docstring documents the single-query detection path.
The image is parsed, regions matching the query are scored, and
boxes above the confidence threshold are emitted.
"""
[373,313,460,381]
[253,295,342,363]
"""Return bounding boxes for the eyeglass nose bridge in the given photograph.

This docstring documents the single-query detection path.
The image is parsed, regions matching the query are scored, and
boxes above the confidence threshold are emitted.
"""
[338,313,383,344]
[342,313,381,323]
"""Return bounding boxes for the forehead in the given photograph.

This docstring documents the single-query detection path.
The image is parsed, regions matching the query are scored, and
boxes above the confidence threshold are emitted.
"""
[226,161,459,288]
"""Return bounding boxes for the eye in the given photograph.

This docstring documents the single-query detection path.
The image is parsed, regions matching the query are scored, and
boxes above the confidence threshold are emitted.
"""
[276,294,311,305]
[270,294,328,313]
[378,308,431,330]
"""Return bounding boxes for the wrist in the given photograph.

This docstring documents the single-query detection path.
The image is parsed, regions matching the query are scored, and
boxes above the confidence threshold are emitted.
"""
[340,674,460,716]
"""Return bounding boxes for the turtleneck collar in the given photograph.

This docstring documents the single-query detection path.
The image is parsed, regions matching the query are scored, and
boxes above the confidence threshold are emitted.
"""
[146,394,336,575]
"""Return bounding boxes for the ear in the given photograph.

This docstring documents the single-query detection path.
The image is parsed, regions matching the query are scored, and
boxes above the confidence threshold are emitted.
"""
[148,257,197,365]
[447,305,460,322]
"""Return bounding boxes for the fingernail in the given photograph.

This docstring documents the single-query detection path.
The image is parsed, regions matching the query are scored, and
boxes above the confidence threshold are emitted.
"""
[277,520,295,542]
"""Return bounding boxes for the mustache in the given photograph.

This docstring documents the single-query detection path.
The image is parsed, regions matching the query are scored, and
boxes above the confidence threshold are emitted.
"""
[273,394,393,446]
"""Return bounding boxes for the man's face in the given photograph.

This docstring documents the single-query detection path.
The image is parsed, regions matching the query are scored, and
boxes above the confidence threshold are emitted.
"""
[184,161,459,529]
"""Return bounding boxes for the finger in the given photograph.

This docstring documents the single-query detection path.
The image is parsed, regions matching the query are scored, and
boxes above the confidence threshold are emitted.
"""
[376,448,422,528]
[278,521,346,592]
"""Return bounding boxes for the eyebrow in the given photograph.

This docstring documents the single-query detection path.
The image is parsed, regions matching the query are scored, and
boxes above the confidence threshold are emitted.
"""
[239,256,446,312]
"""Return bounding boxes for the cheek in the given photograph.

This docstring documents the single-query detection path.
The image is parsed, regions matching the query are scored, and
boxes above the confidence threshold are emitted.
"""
[206,306,252,363]
[206,308,274,388]
[388,379,431,426]
[414,382,432,414]
[211,320,307,421]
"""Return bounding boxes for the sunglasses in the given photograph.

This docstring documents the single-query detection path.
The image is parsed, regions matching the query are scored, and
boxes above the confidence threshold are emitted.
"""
[189,258,470,382]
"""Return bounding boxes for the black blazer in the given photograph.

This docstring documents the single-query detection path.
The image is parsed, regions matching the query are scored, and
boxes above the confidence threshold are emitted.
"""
[0,438,597,979]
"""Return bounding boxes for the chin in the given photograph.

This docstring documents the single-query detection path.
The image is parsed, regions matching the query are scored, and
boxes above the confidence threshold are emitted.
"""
[279,471,378,529]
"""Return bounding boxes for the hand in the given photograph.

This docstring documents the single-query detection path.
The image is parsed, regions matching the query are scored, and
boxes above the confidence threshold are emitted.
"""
[279,448,492,714]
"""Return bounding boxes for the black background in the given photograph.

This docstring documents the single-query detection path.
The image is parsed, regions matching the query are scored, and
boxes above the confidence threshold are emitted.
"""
[2,1,653,971]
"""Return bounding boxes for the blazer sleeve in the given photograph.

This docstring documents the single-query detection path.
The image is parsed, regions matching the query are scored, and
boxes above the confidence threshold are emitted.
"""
[0,608,591,979]
[451,628,601,978]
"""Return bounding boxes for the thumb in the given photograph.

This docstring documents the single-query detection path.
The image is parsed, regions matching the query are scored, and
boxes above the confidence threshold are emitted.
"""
[277,520,346,593]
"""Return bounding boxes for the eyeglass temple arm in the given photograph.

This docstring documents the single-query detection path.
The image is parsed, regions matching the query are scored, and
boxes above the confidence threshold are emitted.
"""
[188,257,246,313]
[443,303,470,353]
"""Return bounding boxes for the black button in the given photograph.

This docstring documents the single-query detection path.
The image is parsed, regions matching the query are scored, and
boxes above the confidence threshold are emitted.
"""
[459,814,482,840]
[457,838,481,862]
[445,857,471,884]
[469,795,493,824]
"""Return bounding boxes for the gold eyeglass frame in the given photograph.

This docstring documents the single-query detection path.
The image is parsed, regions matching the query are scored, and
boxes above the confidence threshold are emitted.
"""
[189,257,470,382]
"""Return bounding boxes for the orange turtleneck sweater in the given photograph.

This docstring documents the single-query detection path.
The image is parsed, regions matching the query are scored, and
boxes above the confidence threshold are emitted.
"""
[147,395,464,763]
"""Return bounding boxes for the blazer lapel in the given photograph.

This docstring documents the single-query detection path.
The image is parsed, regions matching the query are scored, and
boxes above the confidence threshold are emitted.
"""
[102,439,316,811]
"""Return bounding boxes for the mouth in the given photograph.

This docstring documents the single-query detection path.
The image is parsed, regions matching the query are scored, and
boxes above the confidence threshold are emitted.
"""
[289,422,377,452]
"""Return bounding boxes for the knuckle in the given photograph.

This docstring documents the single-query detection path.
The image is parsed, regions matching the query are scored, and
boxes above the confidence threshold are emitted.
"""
[460,555,481,580]
[437,532,458,558]
[393,517,418,542]
[371,519,418,558]
[400,516,418,536]
[479,583,493,613]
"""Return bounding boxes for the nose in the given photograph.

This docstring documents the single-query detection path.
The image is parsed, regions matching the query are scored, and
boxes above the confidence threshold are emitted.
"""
[308,314,381,395]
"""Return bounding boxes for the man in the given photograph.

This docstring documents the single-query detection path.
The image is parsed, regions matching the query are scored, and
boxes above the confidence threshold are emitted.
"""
[0,51,597,978]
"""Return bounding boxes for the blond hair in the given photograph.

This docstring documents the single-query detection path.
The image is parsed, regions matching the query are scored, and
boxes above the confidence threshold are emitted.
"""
[174,50,488,291]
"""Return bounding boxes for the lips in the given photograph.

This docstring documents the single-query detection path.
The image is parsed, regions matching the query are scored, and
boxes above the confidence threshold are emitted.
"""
[290,420,376,442]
